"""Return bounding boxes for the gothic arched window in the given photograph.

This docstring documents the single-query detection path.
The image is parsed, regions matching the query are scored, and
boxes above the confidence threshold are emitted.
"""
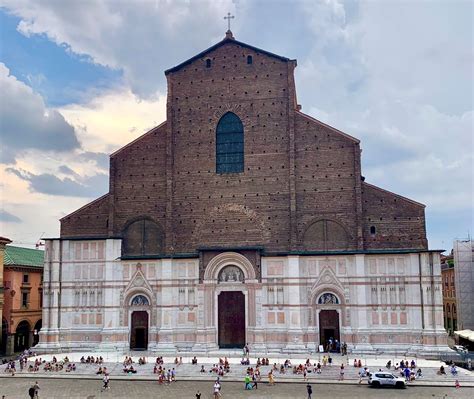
[122,218,163,256]
[216,112,244,174]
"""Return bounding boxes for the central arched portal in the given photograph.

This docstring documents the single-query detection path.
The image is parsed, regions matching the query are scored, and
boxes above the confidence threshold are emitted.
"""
[218,291,245,349]
[130,311,148,350]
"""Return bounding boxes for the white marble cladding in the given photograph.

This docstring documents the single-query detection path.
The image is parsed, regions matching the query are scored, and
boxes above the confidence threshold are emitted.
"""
[37,240,448,354]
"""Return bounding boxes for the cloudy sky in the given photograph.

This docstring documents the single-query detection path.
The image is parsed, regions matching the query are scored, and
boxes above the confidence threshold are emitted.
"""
[0,0,472,251]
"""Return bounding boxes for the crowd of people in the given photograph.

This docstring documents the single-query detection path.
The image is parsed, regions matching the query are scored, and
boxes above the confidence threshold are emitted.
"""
[2,348,466,396]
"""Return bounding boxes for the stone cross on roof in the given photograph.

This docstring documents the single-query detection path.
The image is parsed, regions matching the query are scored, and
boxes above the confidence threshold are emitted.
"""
[224,12,235,32]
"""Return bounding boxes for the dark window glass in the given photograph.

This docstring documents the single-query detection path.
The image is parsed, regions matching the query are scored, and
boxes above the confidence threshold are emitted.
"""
[370,226,376,235]
[22,292,28,307]
[247,55,253,64]
[216,112,244,174]
[23,274,29,283]
[123,219,163,256]
[206,58,211,68]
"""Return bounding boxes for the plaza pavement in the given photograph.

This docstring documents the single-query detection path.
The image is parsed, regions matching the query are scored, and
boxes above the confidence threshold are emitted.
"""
[1,379,474,399]
[1,352,473,388]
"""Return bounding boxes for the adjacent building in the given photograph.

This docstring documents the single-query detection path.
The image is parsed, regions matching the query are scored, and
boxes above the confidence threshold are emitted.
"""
[453,240,474,331]
[2,245,44,355]
[441,252,457,334]
[38,31,447,355]
[0,236,12,354]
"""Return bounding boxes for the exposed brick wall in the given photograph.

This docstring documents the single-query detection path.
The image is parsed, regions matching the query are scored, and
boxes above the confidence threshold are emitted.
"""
[108,123,168,241]
[294,112,362,250]
[60,194,109,238]
[361,182,427,249]
[60,38,428,253]
[166,41,295,253]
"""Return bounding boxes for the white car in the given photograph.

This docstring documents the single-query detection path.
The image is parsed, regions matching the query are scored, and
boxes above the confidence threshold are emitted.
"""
[453,345,468,354]
[368,372,406,388]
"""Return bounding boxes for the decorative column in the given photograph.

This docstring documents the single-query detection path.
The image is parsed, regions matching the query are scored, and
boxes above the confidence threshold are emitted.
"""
[99,239,127,351]
[192,281,219,352]
[283,256,307,353]
[156,258,177,352]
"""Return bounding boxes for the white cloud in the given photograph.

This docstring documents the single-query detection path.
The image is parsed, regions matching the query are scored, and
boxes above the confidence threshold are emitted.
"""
[0,63,80,163]
[59,88,167,153]
[2,0,236,97]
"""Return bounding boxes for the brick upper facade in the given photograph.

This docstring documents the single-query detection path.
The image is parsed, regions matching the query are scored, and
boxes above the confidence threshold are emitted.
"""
[60,34,428,254]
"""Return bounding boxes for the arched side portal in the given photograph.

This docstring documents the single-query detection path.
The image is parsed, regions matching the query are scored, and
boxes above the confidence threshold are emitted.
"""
[312,291,344,351]
[14,320,31,352]
[130,311,149,350]
[128,293,151,350]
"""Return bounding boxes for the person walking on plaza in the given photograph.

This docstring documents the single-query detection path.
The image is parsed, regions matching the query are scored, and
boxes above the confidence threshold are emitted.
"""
[213,379,221,398]
[252,372,258,389]
[101,374,110,391]
[268,370,275,385]
[33,381,40,399]
[339,364,345,381]
[244,374,251,390]
[306,383,313,399]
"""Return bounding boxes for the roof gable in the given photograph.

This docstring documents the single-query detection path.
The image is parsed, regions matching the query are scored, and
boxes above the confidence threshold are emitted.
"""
[4,245,44,267]
[165,36,292,75]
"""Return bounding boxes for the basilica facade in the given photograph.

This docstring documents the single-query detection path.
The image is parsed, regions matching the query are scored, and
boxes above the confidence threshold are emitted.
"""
[38,32,447,354]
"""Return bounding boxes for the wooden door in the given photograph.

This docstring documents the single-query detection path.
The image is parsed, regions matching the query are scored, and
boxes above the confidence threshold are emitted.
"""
[130,311,148,350]
[319,309,340,347]
[218,291,245,348]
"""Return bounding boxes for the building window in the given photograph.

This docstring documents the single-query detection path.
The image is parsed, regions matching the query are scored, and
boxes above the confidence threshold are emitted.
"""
[247,55,253,64]
[122,218,164,257]
[22,292,29,308]
[206,58,211,68]
[453,305,456,314]
[23,274,29,284]
[216,112,244,174]
[370,226,376,235]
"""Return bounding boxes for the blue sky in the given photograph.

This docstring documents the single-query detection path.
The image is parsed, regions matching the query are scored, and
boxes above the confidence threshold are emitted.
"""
[0,11,121,106]
[0,0,472,251]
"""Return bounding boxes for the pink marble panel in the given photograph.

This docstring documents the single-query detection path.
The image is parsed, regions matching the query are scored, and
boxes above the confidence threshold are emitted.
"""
[400,312,407,324]
[390,312,398,324]
[372,311,379,325]
[369,259,377,274]
[98,242,105,260]
[381,312,388,325]
[74,243,81,260]
[268,262,283,276]
[277,312,285,324]
[267,312,275,324]
[338,260,346,275]
[83,243,89,260]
